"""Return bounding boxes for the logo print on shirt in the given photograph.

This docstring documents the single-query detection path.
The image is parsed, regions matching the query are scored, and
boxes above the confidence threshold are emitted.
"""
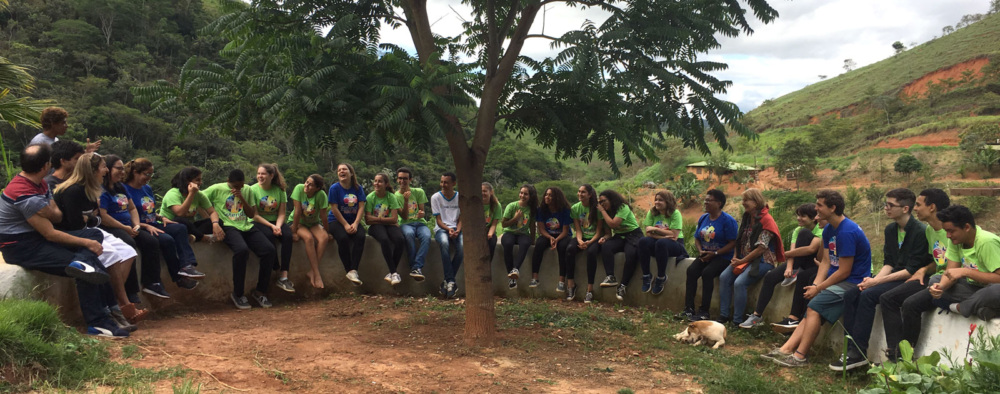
[302,200,314,217]
[343,194,357,206]
[259,195,278,213]
[224,195,242,215]
[654,220,667,229]
[932,240,946,267]
[700,225,716,242]
[545,218,561,232]
[141,196,155,213]
[373,202,389,218]
[828,236,840,267]
[115,194,129,210]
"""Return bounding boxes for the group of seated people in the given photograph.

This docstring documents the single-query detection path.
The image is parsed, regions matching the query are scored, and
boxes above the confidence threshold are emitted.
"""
[2,109,997,372]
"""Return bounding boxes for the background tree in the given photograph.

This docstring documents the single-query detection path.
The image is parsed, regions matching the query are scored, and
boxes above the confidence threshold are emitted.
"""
[773,138,817,190]
[942,25,955,35]
[136,0,778,345]
[706,151,732,184]
[843,58,857,72]
[892,41,905,55]
[0,56,52,182]
[893,153,923,182]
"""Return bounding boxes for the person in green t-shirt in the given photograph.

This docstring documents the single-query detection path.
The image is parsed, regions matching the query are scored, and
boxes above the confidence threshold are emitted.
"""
[250,164,294,293]
[482,182,502,261]
[202,169,277,310]
[366,173,406,286]
[500,184,537,289]
[161,167,217,243]
[597,189,642,302]
[565,184,604,303]
[289,174,331,290]
[880,188,950,360]
[395,167,431,281]
[633,190,685,297]
[898,205,1000,353]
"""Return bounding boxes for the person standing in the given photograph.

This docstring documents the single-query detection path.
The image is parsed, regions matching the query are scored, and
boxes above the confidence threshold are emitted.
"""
[30,107,100,152]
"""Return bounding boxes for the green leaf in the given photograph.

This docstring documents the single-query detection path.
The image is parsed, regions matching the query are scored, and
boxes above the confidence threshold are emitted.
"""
[900,340,914,362]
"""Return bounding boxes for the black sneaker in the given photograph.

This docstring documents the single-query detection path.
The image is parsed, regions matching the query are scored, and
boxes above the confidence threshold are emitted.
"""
[508,278,517,289]
[142,283,171,299]
[109,309,138,332]
[615,284,627,301]
[410,268,425,281]
[715,315,731,325]
[87,318,129,338]
[439,281,448,296]
[446,282,458,299]
[640,275,652,293]
[178,265,205,278]
[651,276,666,295]
[231,293,251,310]
[829,348,867,371]
[65,261,110,284]
[127,292,142,305]
[566,286,577,301]
[600,275,618,288]
[678,307,695,321]
[176,277,199,290]
[251,290,272,308]
[690,310,711,322]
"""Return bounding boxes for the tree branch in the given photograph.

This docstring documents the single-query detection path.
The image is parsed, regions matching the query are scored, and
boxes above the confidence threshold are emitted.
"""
[524,33,560,41]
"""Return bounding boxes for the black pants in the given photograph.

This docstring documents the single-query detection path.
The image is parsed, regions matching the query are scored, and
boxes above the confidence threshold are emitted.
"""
[531,235,571,275]
[602,231,640,284]
[955,284,1000,319]
[175,217,212,241]
[685,255,729,311]
[252,221,293,271]
[104,227,177,286]
[369,224,404,273]
[897,275,981,352]
[754,263,818,318]
[501,233,532,272]
[220,225,276,296]
[0,229,109,325]
[843,280,905,354]
[487,234,497,262]
[565,239,600,283]
[636,237,685,280]
[328,221,366,272]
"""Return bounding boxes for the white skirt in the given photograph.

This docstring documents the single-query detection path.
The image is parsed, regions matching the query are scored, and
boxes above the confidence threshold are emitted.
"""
[95,228,138,268]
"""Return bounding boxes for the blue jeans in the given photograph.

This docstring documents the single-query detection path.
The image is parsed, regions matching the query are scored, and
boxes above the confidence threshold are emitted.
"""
[719,262,774,320]
[434,228,463,282]
[400,222,431,270]
[156,222,197,266]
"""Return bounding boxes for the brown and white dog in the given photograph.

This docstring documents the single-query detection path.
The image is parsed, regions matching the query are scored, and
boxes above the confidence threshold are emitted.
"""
[673,321,727,349]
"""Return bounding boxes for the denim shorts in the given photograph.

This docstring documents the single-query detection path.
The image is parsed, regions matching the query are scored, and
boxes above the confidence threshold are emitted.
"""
[808,281,853,323]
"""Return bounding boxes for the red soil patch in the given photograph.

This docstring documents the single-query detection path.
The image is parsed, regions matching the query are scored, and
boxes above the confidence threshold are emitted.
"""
[873,129,961,149]
[901,58,991,99]
[121,296,699,393]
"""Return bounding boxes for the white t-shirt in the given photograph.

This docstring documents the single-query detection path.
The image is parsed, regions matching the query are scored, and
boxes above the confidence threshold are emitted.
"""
[431,190,460,230]
[29,133,58,146]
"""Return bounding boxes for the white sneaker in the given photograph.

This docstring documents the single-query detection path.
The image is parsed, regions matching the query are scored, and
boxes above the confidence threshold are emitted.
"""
[391,272,402,285]
[346,270,363,286]
[384,273,393,284]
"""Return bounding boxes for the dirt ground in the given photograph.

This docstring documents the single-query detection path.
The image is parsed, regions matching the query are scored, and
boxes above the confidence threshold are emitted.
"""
[115,296,700,393]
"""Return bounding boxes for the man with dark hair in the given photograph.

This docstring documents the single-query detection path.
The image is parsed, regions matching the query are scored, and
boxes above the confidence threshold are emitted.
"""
[0,145,126,337]
[203,169,277,309]
[394,167,431,280]
[896,205,1000,351]
[879,188,950,361]
[771,190,872,368]
[830,188,928,371]
[44,140,85,191]
[30,107,100,152]
[431,171,462,298]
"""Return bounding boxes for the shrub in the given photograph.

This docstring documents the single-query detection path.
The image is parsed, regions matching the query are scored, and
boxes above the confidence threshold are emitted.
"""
[963,196,998,218]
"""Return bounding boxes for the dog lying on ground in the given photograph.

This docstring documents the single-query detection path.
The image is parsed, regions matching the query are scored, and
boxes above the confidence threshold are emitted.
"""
[673,321,727,349]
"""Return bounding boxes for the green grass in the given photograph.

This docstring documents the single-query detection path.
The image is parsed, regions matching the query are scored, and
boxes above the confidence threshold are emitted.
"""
[0,299,186,391]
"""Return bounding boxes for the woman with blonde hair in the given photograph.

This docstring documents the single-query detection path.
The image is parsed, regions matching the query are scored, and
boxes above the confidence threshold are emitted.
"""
[54,153,145,322]
[717,188,786,325]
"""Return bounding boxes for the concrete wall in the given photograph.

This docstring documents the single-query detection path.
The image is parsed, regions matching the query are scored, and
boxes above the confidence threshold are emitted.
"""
[1,237,994,361]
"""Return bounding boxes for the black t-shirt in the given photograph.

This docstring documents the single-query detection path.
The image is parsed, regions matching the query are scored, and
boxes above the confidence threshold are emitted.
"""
[793,227,821,269]
[54,183,100,231]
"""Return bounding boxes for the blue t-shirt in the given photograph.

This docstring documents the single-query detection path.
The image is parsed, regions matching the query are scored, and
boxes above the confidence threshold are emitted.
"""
[124,184,158,224]
[536,207,573,237]
[695,212,739,260]
[327,182,366,224]
[822,217,872,284]
[100,185,132,226]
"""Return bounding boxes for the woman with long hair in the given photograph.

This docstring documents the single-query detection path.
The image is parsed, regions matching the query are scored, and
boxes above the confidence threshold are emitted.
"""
[717,188,785,325]
[328,163,367,285]
[530,187,573,291]
[683,189,739,322]
[54,153,144,322]
[565,184,603,303]
[633,190,686,296]
[500,184,537,289]
[160,166,216,243]
[365,173,406,286]
[289,174,330,289]
[482,182,502,261]
[250,164,294,291]
[596,190,642,301]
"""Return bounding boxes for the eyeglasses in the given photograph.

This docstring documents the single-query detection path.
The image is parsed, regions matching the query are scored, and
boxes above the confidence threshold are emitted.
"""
[704,198,718,203]
[884,202,901,209]
[143,172,154,177]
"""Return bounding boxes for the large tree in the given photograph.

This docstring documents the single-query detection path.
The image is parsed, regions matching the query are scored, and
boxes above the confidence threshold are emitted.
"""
[136,0,777,345]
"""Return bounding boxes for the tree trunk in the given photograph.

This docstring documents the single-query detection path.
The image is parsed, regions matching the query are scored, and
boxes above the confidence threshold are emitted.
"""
[454,162,495,346]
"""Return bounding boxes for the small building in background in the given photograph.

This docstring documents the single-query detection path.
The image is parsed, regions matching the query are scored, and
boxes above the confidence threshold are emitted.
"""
[686,161,759,182]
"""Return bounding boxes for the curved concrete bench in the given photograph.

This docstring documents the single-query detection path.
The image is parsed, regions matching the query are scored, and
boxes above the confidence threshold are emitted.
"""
[1,236,995,362]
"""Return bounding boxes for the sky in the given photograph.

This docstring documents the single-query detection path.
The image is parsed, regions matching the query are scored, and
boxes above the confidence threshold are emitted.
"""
[377,0,992,112]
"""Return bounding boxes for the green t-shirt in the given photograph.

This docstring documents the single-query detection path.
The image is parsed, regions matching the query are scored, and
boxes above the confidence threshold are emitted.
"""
[610,205,639,236]
[484,202,502,226]
[642,209,684,239]
[394,187,428,225]
[250,183,288,223]
[897,229,906,248]
[789,224,824,249]
[159,188,212,220]
[503,201,533,235]
[365,191,401,221]
[202,183,255,231]
[943,226,1000,286]
[571,202,601,240]
[926,225,948,274]
[288,184,329,227]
